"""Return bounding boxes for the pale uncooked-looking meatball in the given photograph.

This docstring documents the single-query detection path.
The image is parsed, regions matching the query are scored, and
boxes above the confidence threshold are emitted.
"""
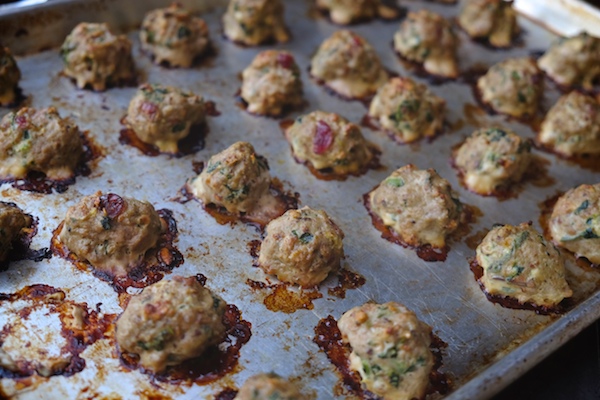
[368,77,445,143]
[539,91,600,157]
[538,32,600,91]
[315,0,399,25]
[477,57,542,118]
[477,222,572,308]
[0,107,83,180]
[140,3,210,68]
[60,22,135,91]
[241,50,303,116]
[338,302,435,400]
[458,0,519,48]
[234,373,307,400]
[189,142,271,215]
[258,206,344,287]
[0,46,21,106]
[116,276,226,373]
[550,183,600,264]
[124,83,205,153]
[0,202,32,263]
[454,127,532,195]
[368,164,463,249]
[59,192,164,276]
[393,10,459,78]
[310,30,388,99]
[285,110,374,177]
[223,0,289,46]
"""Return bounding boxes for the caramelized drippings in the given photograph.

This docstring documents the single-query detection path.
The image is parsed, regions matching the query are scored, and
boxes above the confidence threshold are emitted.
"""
[247,239,261,260]
[246,280,323,314]
[1,130,103,194]
[465,229,490,250]
[534,141,600,172]
[51,209,183,294]
[327,268,366,299]
[313,316,450,399]
[462,103,490,128]
[0,284,116,379]
[214,388,238,400]
[120,304,251,384]
[468,257,567,315]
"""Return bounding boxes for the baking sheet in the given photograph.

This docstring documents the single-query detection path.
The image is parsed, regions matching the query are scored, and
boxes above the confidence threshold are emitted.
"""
[0,0,599,399]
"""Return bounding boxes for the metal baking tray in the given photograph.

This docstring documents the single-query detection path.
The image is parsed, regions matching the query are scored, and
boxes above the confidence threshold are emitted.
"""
[1,0,599,398]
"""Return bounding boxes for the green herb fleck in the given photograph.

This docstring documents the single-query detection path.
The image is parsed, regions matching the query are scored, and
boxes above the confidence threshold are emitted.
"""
[292,230,313,244]
[206,161,221,173]
[386,177,405,188]
[177,26,191,39]
[561,228,599,242]
[575,200,589,214]
[172,122,186,133]
[101,216,111,230]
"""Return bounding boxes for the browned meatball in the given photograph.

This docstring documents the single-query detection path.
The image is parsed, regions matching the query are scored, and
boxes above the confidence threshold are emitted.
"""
[285,110,374,177]
[240,50,303,116]
[458,0,519,48]
[338,302,435,400]
[315,0,400,24]
[477,222,572,308]
[234,373,308,400]
[539,91,600,157]
[258,206,344,287]
[368,77,445,144]
[0,202,32,264]
[0,107,83,181]
[58,192,164,277]
[116,276,226,373]
[310,30,388,99]
[368,164,463,249]
[549,183,600,264]
[223,0,289,46]
[477,57,543,118]
[60,22,135,91]
[393,10,459,78]
[124,83,205,153]
[538,32,600,91]
[454,127,531,195]
[140,3,210,68]
[0,46,21,106]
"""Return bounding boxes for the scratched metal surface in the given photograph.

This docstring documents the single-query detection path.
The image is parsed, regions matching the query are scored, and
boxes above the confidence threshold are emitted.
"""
[0,0,599,399]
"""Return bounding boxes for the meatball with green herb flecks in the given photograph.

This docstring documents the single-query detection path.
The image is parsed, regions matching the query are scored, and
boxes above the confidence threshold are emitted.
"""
[454,127,531,195]
[258,206,344,287]
[234,372,308,400]
[0,107,83,181]
[222,0,289,46]
[458,0,519,48]
[315,0,400,25]
[550,183,600,264]
[0,46,21,106]
[124,83,205,154]
[116,276,226,373]
[140,3,210,68]
[338,302,435,400]
[477,222,572,308]
[60,22,134,91]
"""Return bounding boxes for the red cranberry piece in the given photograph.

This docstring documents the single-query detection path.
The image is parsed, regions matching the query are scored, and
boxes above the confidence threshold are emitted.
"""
[313,120,334,155]
[140,101,158,116]
[277,52,295,69]
[100,193,126,218]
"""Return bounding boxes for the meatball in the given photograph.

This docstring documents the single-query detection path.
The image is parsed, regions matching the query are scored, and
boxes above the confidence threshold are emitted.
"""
[116,276,226,373]
[393,10,459,78]
[310,30,388,99]
[285,110,374,177]
[315,0,399,25]
[59,192,164,277]
[60,22,135,91]
[477,57,542,119]
[538,32,600,91]
[189,142,271,215]
[258,206,344,287]
[454,127,532,195]
[234,373,307,400]
[476,222,572,308]
[0,107,83,180]
[368,77,446,144]
[0,202,32,263]
[368,164,463,249]
[549,183,600,264]
[124,83,205,153]
[140,3,210,68]
[0,46,21,106]
[222,0,289,46]
[240,50,303,116]
[338,302,434,400]
[458,0,519,48]
[538,91,600,157]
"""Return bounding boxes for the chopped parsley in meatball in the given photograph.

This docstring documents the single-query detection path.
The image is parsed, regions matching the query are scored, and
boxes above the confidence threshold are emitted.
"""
[0,46,21,106]
[60,22,135,91]
[222,0,289,46]
[458,0,519,48]
[116,276,226,373]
